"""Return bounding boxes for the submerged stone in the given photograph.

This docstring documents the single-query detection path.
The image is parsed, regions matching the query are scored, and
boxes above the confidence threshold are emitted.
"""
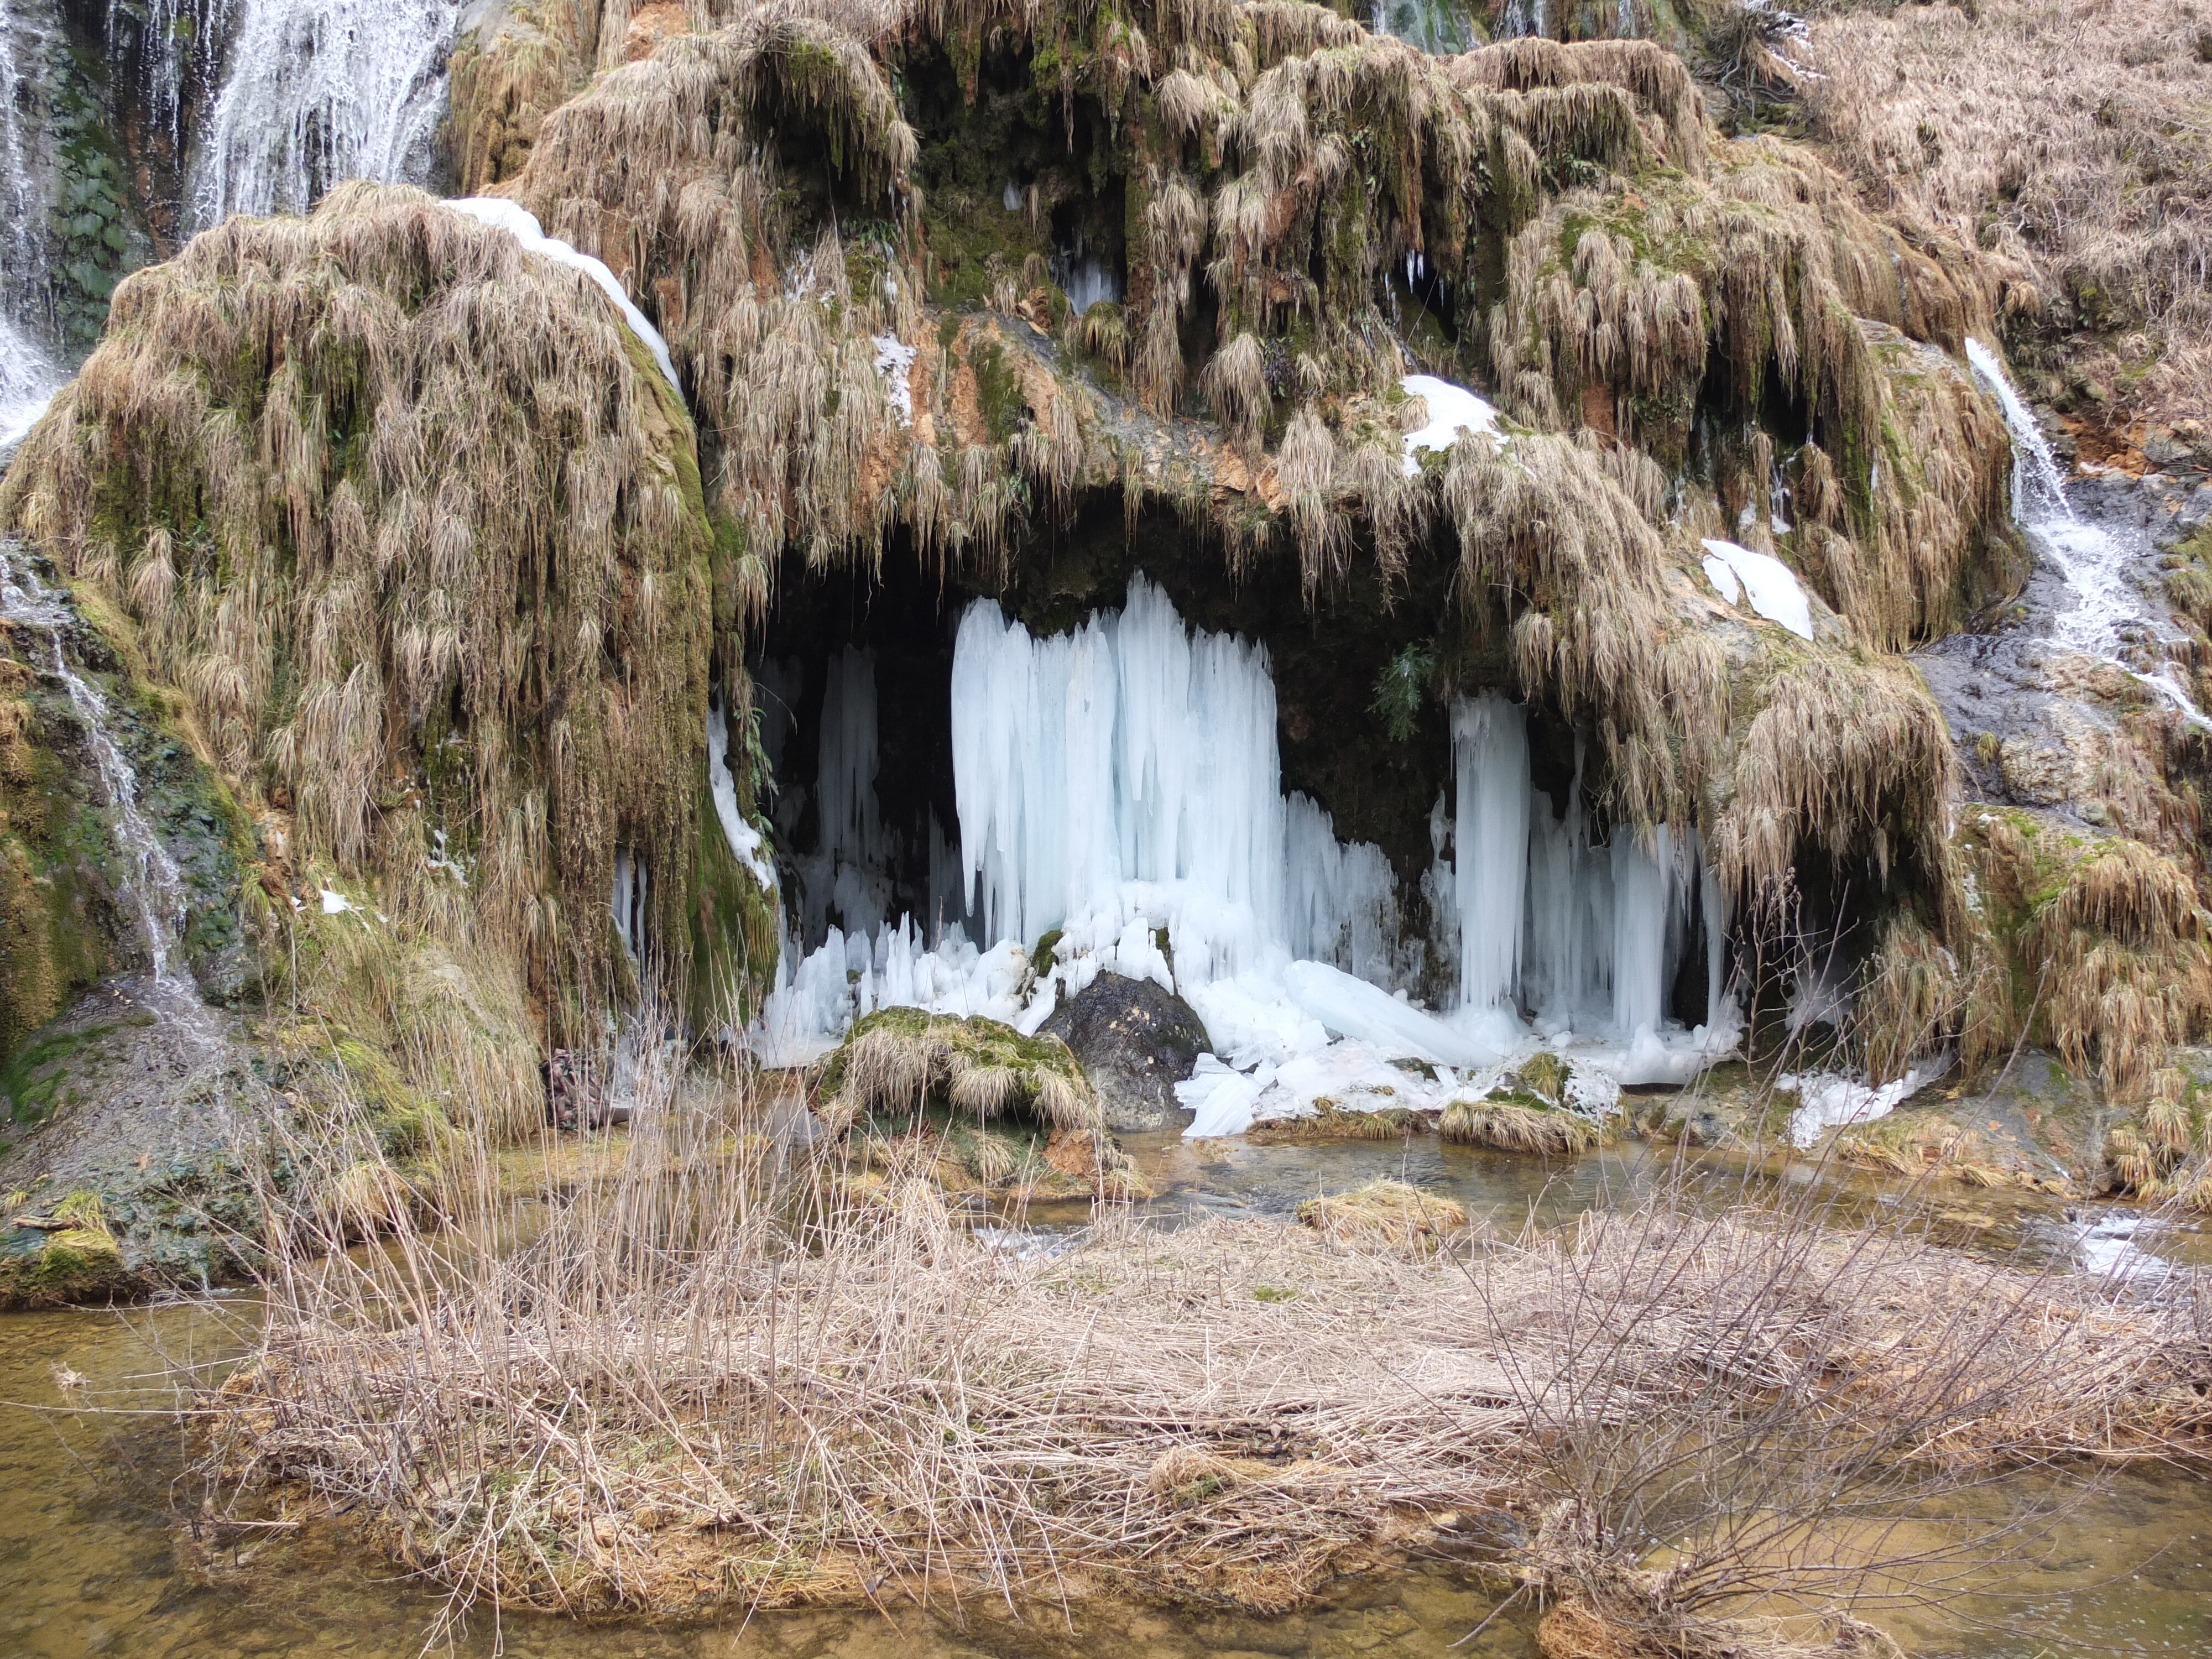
[1043,973,1212,1132]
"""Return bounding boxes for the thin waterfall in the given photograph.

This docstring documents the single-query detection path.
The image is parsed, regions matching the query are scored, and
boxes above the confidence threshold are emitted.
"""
[106,0,239,154]
[0,6,64,445]
[1966,338,2211,728]
[0,549,191,983]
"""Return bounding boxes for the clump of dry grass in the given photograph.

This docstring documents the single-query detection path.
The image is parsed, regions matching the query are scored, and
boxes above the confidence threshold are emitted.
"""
[1295,1177,1470,1254]
[1246,1101,1421,1142]
[1806,0,2212,438]
[190,1057,2212,1641]
[820,1005,1102,1133]
[1441,1095,1601,1155]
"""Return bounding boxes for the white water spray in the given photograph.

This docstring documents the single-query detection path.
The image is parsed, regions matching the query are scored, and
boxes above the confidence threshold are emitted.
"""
[192,0,458,226]
[0,8,63,450]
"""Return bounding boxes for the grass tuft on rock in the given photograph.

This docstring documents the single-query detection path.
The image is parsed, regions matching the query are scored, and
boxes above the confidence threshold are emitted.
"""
[822,1006,1102,1134]
[1441,1094,1603,1156]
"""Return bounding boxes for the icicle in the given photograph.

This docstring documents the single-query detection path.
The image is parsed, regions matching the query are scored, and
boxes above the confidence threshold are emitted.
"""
[1609,829,1668,1039]
[610,849,649,962]
[1451,693,1530,1011]
[952,576,1296,978]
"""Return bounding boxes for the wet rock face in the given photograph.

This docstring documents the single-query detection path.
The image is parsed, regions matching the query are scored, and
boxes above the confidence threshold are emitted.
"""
[1041,974,1211,1133]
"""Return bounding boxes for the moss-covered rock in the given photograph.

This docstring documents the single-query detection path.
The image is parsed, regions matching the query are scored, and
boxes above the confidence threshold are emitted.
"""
[821,1005,1103,1133]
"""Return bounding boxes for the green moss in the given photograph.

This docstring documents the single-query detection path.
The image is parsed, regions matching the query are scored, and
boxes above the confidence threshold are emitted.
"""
[0,1228,135,1310]
[1028,927,1064,978]
[1,1017,152,1128]
[971,337,1026,444]
[687,775,779,1031]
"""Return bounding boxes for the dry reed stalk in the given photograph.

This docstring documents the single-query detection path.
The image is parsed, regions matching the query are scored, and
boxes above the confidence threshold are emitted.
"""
[189,1035,2212,1641]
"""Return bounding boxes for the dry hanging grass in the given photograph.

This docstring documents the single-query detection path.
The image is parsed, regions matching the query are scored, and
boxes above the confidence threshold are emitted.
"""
[0,180,775,1074]
[1961,813,2212,1112]
[185,1043,2212,1645]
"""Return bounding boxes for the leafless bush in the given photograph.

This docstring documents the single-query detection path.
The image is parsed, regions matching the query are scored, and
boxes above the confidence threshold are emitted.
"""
[188,1035,2210,1650]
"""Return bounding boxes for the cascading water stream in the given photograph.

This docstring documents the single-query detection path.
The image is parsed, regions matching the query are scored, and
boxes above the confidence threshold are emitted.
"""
[190,0,459,227]
[0,6,63,450]
[0,549,192,985]
[1965,338,2211,729]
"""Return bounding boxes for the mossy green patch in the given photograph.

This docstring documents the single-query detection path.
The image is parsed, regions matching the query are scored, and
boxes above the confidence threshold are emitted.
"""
[1,1016,153,1128]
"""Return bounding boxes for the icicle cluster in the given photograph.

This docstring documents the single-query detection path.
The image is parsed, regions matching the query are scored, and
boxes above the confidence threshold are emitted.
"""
[757,582,1741,1121]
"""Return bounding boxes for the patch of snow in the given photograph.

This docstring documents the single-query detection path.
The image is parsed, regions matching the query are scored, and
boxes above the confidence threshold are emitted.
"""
[1284,959,1503,1071]
[444,197,684,401]
[1778,1053,1951,1148]
[1699,538,1813,640]
[1401,374,1506,475]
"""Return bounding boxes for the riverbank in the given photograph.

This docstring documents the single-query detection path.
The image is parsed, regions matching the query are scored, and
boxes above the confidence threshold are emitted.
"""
[175,1060,2212,1657]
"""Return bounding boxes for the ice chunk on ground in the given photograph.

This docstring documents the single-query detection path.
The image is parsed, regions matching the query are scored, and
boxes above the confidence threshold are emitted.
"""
[1284,960,1505,1070]
[1699,538,1813,640]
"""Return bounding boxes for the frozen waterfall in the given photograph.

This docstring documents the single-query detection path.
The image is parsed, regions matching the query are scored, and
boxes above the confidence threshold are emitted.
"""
[755,580,1740,1128]
[763,579,1412,1071]
[192,0,458,226]
[1453,694,1734,1083]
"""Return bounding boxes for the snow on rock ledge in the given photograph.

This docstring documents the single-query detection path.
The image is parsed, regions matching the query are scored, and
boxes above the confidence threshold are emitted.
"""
[445,197,685,400]
[1700,538,1813,640]
[1401,374,1506,474]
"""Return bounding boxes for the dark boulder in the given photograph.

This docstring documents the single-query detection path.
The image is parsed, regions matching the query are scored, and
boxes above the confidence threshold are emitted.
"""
[1041,973,1211,1132]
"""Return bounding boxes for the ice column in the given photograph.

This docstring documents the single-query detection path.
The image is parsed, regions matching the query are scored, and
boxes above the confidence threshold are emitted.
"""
[1451,693,1530,1009]
[1609,828,1671,1038]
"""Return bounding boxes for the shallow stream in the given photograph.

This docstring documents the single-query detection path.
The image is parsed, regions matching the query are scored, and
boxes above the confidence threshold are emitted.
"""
[4,1138,2210,1658]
